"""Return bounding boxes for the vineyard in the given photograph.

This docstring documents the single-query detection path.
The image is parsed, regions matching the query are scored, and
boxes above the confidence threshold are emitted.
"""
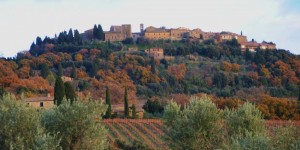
[103,119,300,149]
[103,119,168,149]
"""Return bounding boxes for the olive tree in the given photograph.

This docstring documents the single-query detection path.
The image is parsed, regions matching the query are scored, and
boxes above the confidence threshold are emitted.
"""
[41,98,108,150]
[163,96,224,150]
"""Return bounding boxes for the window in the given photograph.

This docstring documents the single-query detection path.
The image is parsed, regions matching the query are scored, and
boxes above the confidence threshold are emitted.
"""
[40,102,44,107]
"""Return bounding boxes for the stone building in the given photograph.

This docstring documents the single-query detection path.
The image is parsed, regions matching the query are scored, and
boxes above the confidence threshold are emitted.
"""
[105,24,132,42]
[240,41,276,51]
[25,94,54,109]
[216,32,248,43]
[170,27,190,40]
[145,48,164,59]
[144,26,170,40]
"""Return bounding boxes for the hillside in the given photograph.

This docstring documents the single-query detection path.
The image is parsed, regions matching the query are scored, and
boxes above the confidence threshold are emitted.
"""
[0,25,300,120]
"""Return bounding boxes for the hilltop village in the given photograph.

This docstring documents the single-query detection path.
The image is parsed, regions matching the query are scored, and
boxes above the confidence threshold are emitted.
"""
[82,24,276,52]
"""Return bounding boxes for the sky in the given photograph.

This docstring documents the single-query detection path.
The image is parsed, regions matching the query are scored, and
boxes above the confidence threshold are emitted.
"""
[0,0,299,57]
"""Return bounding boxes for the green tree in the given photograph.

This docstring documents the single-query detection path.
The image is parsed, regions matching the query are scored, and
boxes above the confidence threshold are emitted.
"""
[224,102,269,149]
[67,28,74,43]
[71,62,77,79]
[0,86,6,99]
[41,98,108,149]
[298,85,300,114]
[104,86,112,118]
[74,29,82,45]
[57,62,63,76]
[0,94,60,149]
[131,104,137,119]
[41,63,50,79]
[93,24,98,39]
[163,96,224,149]
[36,36,43,46]
[64,81,76,104]
[97,24,104,40]
[124,87,129,118]
[54,76,65,105]
[150,57,156,74]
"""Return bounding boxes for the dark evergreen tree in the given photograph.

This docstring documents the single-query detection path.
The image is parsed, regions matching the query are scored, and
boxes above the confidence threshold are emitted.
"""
[150,57,156,74]
[57,63,63,77]
[97,24,104,40]
[93,24,98,39]
[244,49,252,61]
[71,63,77,79]
[124,87,129,118]
[0,86,6,99]
[40,63,50,79]
[131,104,137,119]
[30,42,36,50]
[54,76,65,105]
[74,29,82,45]
[298,85,300,114]
[36,36,43,46]
[67,28,74,43]
[64,81,76,104]
[104,86,112,118]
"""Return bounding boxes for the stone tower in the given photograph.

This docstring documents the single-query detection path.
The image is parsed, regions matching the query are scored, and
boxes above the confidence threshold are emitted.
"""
[140,24,144,33]
[121,24,132,38]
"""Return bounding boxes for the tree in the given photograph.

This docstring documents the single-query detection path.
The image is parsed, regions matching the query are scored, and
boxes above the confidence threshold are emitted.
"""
[57,63,63,76]
[298,85,300,114]
[36,36,43,46]
[104,86,112,118]
[30,42,36,50]
[97,24,104,40]
[54,76,65,105]
[124,87,129,118]
[71,62,77,79]
[64,81,76,103]
[131,104,137,118]
[74,29,82,45]
[93,24,98,39]
[0,94,60,149]
[67,28,74,43]
[163,96,224,149]
[40,63,50,79]
[41,98,108,149]
[150,57,156,74]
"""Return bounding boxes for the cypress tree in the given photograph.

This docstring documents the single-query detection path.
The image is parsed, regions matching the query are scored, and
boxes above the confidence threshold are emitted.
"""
[67,28,74,44]
[64,81,76,104]
[54,76,65,106]
[150,57,156,74]
[57,63,63,77]
[71,63,77,79]
[36,36,43,46]
[124,87,129,118]
[41,63,50,79]
[93,24,98,39]
[97,24,104,40]
[104,86,112,118]
[298,86,300,114]
[131,104,137,119]
[74,29,82,45]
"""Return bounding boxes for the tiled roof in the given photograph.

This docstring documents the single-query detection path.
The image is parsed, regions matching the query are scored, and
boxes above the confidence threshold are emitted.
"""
[25,96,54,102]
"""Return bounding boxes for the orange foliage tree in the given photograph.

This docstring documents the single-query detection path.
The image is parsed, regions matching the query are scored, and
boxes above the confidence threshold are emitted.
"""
[168,63,187,81]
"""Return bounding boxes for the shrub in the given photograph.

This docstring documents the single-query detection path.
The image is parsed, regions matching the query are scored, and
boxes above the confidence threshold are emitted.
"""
[41,98,108,149]
[0,94,60,149]
[163,96,224,150]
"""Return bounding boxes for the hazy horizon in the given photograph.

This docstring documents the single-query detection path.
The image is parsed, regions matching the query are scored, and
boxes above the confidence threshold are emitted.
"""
[0,0,299,57]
